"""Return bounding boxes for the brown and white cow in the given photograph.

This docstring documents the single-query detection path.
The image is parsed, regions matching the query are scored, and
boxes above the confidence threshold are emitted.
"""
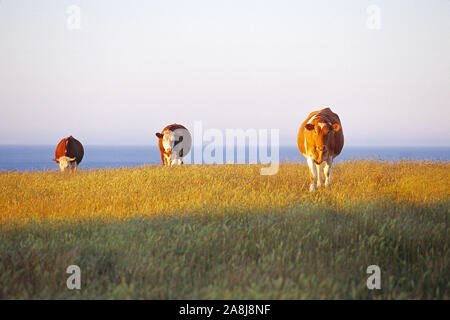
[297,108,344,191]
[155,124,192,166]
[53,136,84,172]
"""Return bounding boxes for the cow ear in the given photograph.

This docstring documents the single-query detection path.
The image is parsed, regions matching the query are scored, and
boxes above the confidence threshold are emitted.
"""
[332,124,341,132]
[305,124,315,131]
[155,132,163,139]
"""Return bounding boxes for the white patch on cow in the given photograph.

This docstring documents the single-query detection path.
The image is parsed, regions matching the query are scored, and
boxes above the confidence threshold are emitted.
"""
[315,162,323,187]
[58,156,76,172]
[162,130,175,152]
[307,115,317,124]
[307,156,316,192]
[308,115,331,129]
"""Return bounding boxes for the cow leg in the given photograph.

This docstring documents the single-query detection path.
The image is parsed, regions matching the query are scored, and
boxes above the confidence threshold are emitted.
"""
[307,157,316,192]
[315,162,322,188]
[163,154,172,166]
[171,155,178,166]
[176,157,183,165]
[324,159,332,187]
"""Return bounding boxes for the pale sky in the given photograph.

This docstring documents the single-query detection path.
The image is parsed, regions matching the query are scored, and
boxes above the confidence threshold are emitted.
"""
[0,0,449,146]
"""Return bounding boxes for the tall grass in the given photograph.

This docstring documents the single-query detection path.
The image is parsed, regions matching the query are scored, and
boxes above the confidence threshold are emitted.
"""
[0,161,449,299]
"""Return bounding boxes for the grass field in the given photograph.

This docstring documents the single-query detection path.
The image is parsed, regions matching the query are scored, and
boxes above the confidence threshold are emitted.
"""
[0,161,449,299]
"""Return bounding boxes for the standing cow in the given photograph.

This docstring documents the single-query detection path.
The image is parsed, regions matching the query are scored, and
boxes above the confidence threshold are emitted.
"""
[297,108,344,191]
[53,136,84,172]
[155,124,192,166]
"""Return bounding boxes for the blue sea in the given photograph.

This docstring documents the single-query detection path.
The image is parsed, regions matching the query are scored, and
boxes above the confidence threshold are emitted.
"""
[0,145,448,172]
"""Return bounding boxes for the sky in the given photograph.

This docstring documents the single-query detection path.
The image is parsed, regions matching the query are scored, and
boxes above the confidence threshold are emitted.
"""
[0,0,449,146]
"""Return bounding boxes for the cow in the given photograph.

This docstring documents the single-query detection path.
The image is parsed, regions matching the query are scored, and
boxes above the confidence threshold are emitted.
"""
[155,124,192,166]
[53,136,84,172]
[297,108,344,191]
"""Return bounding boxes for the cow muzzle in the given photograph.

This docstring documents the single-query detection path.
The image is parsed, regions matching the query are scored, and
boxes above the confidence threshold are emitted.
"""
[316,151,324,164]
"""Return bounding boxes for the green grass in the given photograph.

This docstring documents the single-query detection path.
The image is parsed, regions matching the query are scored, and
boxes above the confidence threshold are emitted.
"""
[0,162,449,299]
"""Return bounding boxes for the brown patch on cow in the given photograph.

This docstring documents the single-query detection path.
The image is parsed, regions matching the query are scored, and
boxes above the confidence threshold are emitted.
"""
[54,137,68,163]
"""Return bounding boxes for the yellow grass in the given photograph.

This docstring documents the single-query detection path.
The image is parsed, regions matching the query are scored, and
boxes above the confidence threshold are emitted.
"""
[1,161,449,299]
[1,161,448,226]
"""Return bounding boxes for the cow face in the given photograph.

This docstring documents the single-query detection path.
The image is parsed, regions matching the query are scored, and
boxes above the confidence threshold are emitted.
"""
[57,156,76,172]
[156,130,184,157]
[305,121,341,164]
[156,130,175,155]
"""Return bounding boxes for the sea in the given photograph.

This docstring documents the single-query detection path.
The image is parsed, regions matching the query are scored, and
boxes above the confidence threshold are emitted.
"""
[0,145,448,172]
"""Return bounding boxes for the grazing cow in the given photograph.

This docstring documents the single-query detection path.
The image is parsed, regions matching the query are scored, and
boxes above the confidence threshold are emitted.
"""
[53,136,84,172]
[297,108,344,191]
[155,124,192,166]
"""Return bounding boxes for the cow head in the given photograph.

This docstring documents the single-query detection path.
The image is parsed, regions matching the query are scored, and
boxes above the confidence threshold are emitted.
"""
[156,131,175,155]
[156,130,185,157]
[57,156,76,172]
[305,120,341,164]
